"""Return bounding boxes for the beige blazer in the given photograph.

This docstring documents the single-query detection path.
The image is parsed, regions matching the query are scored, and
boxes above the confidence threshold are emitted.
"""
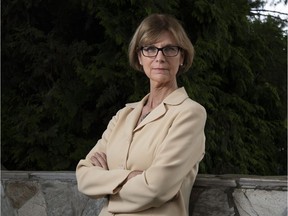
[76,87,207,216]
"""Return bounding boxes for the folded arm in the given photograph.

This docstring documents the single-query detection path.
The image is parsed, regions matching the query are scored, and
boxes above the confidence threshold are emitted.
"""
[108,105,206,212]
[76,111,133,199]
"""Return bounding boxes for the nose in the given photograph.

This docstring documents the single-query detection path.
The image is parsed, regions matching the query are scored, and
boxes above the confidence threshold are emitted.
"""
[155,49,166,62]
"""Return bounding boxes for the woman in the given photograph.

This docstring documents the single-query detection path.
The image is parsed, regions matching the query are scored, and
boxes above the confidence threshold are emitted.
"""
[76,13,206,216]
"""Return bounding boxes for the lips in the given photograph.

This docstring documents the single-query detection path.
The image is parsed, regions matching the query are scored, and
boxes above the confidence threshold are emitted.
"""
[153,68,167,70]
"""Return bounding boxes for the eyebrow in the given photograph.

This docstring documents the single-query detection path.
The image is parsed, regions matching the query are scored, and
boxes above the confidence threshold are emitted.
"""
[144,44,177,47]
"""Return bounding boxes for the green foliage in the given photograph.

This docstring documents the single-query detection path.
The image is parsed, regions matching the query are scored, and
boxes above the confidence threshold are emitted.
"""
[2,0,287,174]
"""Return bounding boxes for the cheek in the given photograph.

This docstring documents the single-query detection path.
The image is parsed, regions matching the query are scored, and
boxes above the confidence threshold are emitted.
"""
[141,58,153,69]
[173,58,182,68]
[142,63,152,74]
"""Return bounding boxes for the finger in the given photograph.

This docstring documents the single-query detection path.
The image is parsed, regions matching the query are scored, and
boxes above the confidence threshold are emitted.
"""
[90,155,101,166]
[99,152,108,170]
[98,152,107,162]
[95,152,108,170]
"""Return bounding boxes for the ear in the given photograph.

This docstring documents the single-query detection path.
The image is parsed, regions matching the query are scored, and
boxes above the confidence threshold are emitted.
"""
[138,52,142,65]
[180,52,184,66]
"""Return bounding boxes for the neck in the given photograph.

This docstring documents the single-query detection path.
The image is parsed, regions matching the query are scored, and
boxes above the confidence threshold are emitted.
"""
[146,83,178,109]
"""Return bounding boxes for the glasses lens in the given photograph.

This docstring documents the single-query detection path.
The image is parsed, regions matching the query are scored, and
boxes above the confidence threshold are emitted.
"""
[141,46,180,57]
[142,46,158,57]
[163,46,179,57]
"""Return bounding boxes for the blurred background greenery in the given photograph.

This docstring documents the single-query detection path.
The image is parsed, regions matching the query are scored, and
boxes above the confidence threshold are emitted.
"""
[2,0,287,175]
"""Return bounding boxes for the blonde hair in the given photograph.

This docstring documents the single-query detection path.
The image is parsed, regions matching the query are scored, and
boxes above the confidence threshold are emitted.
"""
[128,13,194,74]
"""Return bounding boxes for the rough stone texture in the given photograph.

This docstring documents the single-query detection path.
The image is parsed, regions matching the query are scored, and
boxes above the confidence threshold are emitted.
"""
[233,189,287,216]
[17,190,47,216]
[1,182,17,216]
[5,181,39,209]
[1,171,287,216]
[190,188,235,216]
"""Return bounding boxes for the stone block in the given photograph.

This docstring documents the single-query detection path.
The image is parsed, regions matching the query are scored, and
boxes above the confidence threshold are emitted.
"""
[4,181,39,209]
[190,188,235,216]
[233,189,287,216]
[17,190,47,216]
[1,182,17,216]
[41,180,105,216]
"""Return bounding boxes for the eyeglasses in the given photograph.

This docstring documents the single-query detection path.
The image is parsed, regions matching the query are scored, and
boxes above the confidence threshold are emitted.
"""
[141,46,181,57]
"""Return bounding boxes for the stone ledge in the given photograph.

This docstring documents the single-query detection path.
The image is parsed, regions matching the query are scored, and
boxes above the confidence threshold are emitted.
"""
[1,170,287,191]
[2,171,286,190]
[1,171,287,216]
[195,174,287,190]
[1,171,76,181]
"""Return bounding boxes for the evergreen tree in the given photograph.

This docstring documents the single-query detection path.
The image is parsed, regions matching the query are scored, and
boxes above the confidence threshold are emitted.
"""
[2,0,287,174]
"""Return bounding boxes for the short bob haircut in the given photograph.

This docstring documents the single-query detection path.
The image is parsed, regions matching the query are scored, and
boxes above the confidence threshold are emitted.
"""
[128,13,194,74]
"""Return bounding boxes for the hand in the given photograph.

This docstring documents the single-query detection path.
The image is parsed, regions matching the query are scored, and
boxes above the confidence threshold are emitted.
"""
[127,170,143,181]
[119,170,143,187]
[90,152,108,170]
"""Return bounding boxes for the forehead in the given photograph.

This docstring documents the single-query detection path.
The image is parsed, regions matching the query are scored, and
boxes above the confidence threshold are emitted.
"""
[153,32,177,46]
[141,31,177,46]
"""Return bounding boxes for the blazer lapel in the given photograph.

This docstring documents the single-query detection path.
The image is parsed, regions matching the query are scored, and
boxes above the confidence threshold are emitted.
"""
[134,103,167,132]
[124,94,149,135]
[125,103,142,133]
[126,87,188,132]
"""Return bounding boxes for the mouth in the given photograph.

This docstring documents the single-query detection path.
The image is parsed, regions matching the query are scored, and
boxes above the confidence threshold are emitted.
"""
[153,68,167,70]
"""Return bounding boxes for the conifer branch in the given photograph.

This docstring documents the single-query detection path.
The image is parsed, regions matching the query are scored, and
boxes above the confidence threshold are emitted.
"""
[251,9,288,16]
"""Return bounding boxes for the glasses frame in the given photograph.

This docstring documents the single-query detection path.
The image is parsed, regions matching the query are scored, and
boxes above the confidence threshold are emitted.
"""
[140,46,181,57]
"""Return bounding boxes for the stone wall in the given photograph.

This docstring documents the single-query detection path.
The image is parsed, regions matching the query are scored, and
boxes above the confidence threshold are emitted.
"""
[1,171,287,216]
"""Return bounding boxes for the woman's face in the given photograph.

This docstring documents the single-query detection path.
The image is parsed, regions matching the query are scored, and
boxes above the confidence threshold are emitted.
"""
[138,31,184,86]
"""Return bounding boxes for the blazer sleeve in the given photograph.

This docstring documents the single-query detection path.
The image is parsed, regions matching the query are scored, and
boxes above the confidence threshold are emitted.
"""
[108,103,207,212]
[76,110,132,199]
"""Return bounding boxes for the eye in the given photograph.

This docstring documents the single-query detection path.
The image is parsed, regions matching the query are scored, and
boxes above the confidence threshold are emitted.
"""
[163,46,178,52]
[143,46,157,53]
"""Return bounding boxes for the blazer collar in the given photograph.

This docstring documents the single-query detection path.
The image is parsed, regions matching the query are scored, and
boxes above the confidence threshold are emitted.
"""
[126,87,188,109]
[162,87,189,105]
[125,87,189,131]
